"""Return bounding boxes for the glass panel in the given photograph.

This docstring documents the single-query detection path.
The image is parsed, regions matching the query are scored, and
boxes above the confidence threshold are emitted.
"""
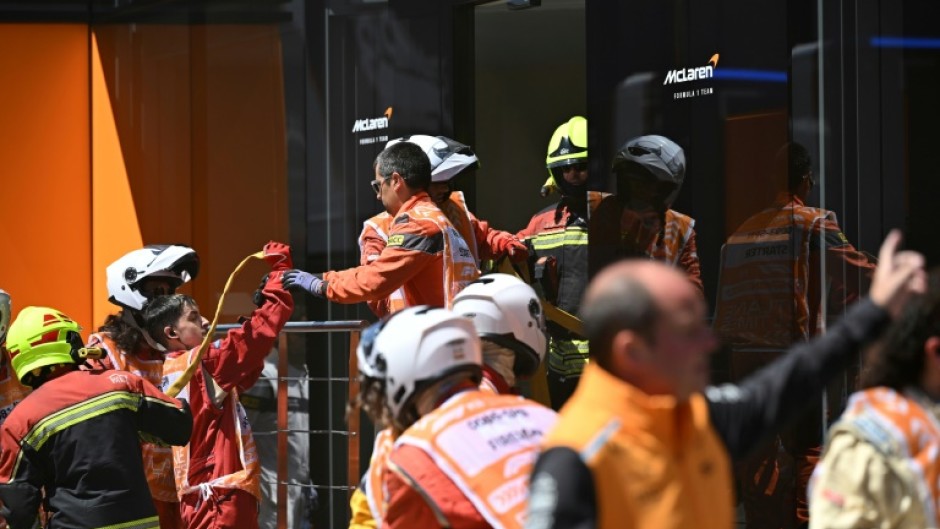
[583,0,897,526]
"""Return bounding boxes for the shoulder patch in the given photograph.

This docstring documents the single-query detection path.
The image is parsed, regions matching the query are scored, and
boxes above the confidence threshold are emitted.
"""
[388,234,405,247]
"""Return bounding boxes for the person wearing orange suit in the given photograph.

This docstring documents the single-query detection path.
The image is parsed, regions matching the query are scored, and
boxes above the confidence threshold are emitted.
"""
[377,306,556,529]
[713,143,877,528]
[283,141,479,310]
[525,232,924,529]
[142,242,295,529]
[85,244,200,529]
[347,274,549,528]
[359,135,526,317]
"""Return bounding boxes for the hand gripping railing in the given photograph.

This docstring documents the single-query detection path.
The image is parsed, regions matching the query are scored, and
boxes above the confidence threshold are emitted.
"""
[215,319,369,529]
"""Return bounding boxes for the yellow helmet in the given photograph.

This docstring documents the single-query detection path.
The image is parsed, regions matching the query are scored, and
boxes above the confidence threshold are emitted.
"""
[6,307,81,385]
[545,116,588,171]
[544,116,588,196]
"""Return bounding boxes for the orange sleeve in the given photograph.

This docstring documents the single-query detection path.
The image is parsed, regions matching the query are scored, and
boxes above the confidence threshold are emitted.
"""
[359,224,387,267]
[324,247,436,305]
[359,223,393,316]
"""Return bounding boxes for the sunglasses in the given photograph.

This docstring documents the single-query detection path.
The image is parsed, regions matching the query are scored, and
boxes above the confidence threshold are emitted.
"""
[370,178,386,195]
[561,163,588,173]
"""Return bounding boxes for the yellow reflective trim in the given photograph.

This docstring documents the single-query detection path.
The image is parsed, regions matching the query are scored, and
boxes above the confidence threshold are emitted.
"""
[531,230,589,250]
[24,392,140,451]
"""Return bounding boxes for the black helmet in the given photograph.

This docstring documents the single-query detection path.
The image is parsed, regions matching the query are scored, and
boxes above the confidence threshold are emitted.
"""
[612,135,686,208]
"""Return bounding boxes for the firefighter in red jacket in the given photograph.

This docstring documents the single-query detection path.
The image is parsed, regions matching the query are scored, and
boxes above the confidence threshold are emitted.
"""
[86,244,200,529]
[283,141,478,311]
[376,306,557,529]
[360,135,526,317]
[142,241,294,529]
[517,116,593,408]
[0,306,192,529]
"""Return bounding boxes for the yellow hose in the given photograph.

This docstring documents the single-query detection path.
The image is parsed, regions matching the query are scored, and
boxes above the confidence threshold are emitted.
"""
[165,251,266,398]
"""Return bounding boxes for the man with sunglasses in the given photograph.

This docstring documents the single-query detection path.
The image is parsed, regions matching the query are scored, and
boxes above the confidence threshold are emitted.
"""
[358,135,526,317]
[283,141,478,310]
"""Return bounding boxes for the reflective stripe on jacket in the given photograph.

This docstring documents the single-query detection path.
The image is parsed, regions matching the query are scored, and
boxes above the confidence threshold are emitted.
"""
[330,192,478,310]
[714,194,874,347]
[87,332,178,503]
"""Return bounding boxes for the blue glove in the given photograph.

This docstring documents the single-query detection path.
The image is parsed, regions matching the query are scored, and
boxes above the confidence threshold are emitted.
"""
[282,269,326,298]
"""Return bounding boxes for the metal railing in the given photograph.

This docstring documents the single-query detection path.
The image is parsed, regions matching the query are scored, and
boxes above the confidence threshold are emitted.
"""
[216,319,369,529]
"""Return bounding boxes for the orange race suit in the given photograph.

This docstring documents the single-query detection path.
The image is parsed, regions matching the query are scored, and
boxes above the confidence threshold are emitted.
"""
[714,193,874,349]
[358,191,517,317]
[384,389,557,529]
[327,192,478,311]
[712,193,875,528]
[0,369,191,529]
[160,266,293,529]
[85,330,182,528]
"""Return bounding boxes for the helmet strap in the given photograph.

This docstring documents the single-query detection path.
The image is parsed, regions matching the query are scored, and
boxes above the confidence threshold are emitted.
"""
[121,310,167,353]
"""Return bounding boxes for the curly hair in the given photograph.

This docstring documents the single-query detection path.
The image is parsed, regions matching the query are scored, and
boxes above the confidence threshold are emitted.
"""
[862,267,940,390]
[98,310,147,354]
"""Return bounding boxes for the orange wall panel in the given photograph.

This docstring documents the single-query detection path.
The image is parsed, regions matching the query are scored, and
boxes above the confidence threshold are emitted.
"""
[0,24,93,330]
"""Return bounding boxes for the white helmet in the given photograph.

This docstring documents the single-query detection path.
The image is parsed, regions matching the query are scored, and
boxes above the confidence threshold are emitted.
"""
[107,245,200,311]
[375,306,482,424]
[386,134,479,182]
[0,289,10,343]
[452,274,547,378]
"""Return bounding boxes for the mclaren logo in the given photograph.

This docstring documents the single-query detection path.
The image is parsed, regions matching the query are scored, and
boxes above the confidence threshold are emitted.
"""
[352,107,393,133]
[664,54,719,85]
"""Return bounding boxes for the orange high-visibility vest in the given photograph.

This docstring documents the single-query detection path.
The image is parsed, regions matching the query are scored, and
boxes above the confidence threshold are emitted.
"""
[364,428,396,526]
[86,332,178,503]
[162,350,261,500]
[438,191,480,264]
[357,196,478,314]
[714,198,836,347]
[393,391,557,529]
[392,199,478,310]
[650,210,696,265]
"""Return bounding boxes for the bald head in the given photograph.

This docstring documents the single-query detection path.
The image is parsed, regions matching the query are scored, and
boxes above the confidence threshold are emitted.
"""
[582,259,715,400]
